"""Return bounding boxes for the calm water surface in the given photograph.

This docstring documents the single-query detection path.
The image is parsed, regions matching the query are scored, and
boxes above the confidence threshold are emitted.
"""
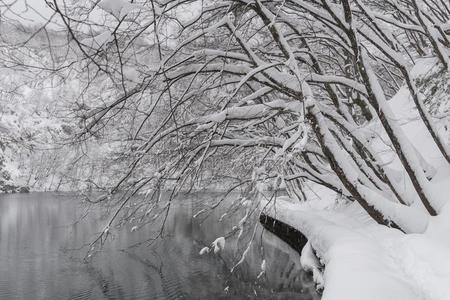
[0,192,319,299]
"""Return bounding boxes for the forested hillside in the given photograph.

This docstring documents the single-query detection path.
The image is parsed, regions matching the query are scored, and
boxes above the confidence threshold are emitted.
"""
[0,21,152,192]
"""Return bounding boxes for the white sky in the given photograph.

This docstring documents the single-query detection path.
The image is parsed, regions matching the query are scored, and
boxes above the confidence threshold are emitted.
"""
[1,0,55,24]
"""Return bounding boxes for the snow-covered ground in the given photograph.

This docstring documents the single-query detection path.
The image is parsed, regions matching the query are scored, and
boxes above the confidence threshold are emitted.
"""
[262,59,450,300]
[264,196,450,300]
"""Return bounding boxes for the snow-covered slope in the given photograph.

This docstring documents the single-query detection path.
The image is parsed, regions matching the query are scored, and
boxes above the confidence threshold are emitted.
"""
[262,59,450,300]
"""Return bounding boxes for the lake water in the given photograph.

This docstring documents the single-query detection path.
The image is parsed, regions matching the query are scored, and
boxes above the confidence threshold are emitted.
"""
[0,192,319,299]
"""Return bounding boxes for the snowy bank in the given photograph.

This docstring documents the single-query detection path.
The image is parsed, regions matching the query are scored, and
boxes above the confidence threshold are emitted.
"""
[262,194,450,300]
[259,60,450,300]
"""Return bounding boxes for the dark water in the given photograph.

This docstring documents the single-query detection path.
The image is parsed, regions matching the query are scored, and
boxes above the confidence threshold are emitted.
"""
[0,192,319,300]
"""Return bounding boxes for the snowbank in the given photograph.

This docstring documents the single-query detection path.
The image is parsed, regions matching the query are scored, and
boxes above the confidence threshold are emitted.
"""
[260,60,450,299]
[263,197,450,300]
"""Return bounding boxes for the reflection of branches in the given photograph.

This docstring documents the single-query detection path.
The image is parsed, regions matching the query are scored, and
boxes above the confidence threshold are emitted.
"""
[120,248,164,273]
[81,177,165,259]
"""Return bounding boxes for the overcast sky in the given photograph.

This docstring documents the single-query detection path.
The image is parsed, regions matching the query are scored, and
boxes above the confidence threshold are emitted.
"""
[1,0,55,24]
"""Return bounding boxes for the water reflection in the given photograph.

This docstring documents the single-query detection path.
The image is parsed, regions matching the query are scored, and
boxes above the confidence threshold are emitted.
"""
[0,193,319,299]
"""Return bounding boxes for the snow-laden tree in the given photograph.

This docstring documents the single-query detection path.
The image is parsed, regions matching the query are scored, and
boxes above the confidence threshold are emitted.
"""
[45,0,450,298]
[0,16,75,191]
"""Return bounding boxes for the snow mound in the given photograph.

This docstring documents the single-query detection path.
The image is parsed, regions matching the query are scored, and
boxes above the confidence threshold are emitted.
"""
[199,246,210,255]
[263,197,450,300]
[211,237,225,254]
